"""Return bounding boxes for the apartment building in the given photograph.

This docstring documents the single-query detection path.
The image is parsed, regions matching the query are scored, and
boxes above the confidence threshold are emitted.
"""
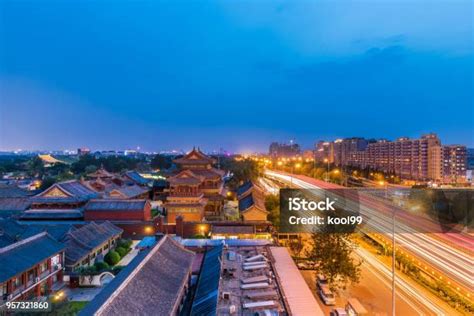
[317,134,467,183]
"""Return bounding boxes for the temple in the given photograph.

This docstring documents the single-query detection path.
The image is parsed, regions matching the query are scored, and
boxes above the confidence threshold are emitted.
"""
[165,148,225,223]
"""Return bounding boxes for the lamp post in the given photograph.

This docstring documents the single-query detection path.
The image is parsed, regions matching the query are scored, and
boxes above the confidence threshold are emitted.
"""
[324,158,329,182]
[290,163,301,188]
[380,180,395,315]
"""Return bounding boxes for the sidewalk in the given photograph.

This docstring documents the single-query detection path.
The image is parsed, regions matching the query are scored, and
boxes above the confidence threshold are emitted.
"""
[116,240,140,266]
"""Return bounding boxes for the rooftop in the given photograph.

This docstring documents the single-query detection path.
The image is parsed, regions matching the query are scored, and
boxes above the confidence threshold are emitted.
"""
[61,221,123,266]
[84,199,148,212]
[0,232,65,283]
[80,235,195,316]
[31,180,100,204]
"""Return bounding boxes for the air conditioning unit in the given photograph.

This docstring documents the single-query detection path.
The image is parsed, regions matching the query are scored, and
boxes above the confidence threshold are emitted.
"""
[229,305,236,314]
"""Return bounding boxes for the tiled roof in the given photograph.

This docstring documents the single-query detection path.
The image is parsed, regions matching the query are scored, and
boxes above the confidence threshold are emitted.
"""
[0,185,31,198]
[62,221,122,266]
[190,245,223,315]
[237,181,253,197]
[211,225,255,234]
[108,185,149,199]
[80,236,195,316]
[20,209,83,220]
[0,232,65,283]
[168,170,204,185]
[173,148,216,165]
[31,180,99,203]
[191,168,225,179]
[84,199,147,212]
[0,197,31,211]
[124,171,150,186]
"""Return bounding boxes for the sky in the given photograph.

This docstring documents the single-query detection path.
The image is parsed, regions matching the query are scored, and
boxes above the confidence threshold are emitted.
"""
[0,0,473,153]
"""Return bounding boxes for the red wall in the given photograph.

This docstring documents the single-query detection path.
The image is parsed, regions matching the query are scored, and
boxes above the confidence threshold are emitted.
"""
[84,202,152,222]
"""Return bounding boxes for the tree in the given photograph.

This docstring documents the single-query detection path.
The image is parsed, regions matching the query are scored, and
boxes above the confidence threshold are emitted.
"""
[40,177,56,191]
[104,250,121,266]
[115,247,127,258]
[94,261,110,272]
[306,229,361,291]
[150,154,172,170]
[289,235,304,258]
[221,157,260,190]
[265,194,280,229]
[28,156,45,177]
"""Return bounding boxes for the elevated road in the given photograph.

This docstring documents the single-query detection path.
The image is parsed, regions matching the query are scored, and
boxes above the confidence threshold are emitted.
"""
[264,170,474,298]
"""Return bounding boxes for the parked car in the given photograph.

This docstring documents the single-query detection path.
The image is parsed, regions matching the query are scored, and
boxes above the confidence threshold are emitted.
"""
[318,284,336,305]
[316,274,328,289]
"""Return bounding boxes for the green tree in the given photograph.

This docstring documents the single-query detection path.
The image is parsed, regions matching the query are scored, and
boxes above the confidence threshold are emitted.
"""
[115,247,128,258]
[28,156,45,177]
[40,177,56,190]
[221,157,260,190]
[104,250,121,266]
[289,235,304,258]
[150,154,172,170]
[265,194,280,229]
[307,229,361,291]
[94,261,110,272]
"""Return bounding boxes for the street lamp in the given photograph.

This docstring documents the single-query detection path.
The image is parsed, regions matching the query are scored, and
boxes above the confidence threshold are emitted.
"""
[324,158,330,181]
[290,163,301,188]
[378,180,394,315]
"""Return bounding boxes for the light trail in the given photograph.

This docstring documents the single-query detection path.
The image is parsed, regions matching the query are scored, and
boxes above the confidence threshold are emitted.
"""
[264,170,474,294]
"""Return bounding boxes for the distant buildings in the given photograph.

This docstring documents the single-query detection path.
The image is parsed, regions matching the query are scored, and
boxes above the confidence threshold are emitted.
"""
[269,141,301,158]
[165,148,225,223]
[77,148,91,156]
[315,133,468,183]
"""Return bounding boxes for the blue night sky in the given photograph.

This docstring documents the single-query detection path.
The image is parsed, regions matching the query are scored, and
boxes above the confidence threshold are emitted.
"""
[0,0,472,153]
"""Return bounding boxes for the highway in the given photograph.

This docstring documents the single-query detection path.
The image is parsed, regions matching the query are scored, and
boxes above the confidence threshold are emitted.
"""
[263,169,473,313]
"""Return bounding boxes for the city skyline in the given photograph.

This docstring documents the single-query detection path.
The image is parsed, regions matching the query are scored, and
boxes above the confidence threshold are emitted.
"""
[1,0,473,152]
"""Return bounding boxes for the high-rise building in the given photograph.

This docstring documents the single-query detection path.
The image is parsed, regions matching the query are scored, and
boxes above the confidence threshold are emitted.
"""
[269,141,301,158]
[442,145,467,183]
[316,133,467,182]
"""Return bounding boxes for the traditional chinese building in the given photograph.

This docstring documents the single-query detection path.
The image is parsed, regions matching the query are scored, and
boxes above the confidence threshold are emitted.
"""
[0,228,65,304]
[237,181,269,222]
[165,148,225,223]
[84,199,152,222]
[20,180,99,221]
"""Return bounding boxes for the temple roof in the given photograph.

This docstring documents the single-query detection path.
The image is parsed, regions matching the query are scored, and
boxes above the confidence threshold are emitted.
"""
[0,232,65,283]
[168,170,204,185]
[0,185,31,198]
[191,168,225,179]
[80,235,194,316]
[124,171,151,186]
[84,199,148,212]
[108,185,149,199]
[173,148,216,165]
[87,167,114,179]
[61,221,123,265]
[31,180,99,204]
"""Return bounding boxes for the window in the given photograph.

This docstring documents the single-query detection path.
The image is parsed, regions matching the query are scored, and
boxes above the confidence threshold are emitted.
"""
[51,254,60,266]
[39,261,48,273]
